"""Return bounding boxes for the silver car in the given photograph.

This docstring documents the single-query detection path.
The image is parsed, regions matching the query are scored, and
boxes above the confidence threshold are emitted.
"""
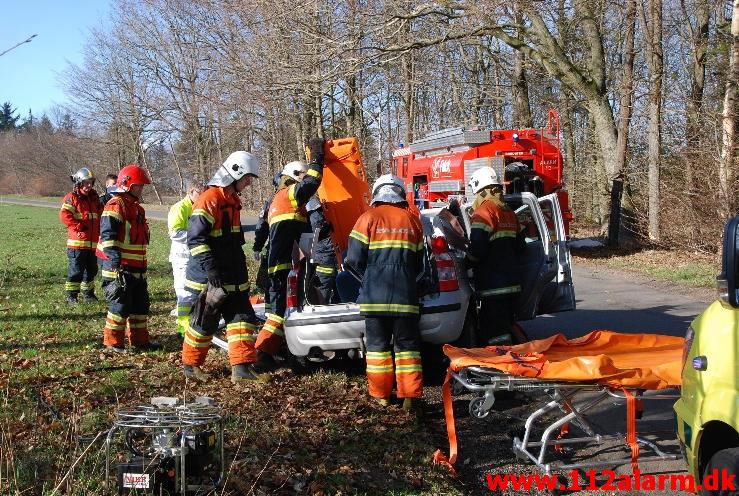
[281,192,576,360]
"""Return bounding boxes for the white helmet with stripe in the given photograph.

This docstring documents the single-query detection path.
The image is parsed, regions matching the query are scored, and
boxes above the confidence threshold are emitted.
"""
[468,167,501,195]
[208,151,260,187]
[280,161,307,182]
[371,174,407,205]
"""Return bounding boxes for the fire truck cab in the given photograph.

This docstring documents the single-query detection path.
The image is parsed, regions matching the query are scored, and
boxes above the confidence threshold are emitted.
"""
[392,109,572,232]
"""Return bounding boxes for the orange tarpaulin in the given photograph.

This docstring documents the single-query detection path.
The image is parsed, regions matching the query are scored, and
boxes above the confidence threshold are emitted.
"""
[445,330,685,390]
[433,330,685,475]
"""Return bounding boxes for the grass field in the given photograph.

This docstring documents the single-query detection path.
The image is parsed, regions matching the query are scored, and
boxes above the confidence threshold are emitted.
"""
[0,204,458,495]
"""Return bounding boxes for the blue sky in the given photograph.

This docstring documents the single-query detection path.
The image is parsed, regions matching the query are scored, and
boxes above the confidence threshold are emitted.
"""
[1,1,110,120]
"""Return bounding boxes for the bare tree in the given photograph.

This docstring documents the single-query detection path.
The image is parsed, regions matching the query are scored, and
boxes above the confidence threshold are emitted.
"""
[720,0,739,217]
[641,0,664,241]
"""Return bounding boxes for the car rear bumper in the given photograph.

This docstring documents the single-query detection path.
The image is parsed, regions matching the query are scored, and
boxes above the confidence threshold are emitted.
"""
[284,286,471,357]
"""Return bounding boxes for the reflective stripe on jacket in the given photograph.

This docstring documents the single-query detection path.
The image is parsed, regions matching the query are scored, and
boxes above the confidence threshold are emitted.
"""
[168,195,193,262]
[60,189,102,249]
[266,163,323,274]
[345,204,424,316]
[467,197,525,298]
[185,186,247,290]
[96,193,149,272]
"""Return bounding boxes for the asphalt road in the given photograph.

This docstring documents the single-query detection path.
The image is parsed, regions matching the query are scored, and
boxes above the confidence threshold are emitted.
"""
[0,196,258,233]
[454,263,713,495]
[521,264,710,340]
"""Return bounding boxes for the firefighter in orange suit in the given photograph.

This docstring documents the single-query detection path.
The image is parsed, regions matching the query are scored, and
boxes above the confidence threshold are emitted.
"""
[60,168,103,304]
[253,138,325,372]
[97,164,161,353]
[466,167,525,346]
[181,151,265,383]
[344,174,425,410]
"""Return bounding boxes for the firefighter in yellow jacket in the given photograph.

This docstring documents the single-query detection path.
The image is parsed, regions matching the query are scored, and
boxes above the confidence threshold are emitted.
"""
[253,139,325,372]
[344,175,425,409]
[168,183,204,336]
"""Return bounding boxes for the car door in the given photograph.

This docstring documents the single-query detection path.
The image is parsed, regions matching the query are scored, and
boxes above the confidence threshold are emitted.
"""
[535,193,576,314]
[509,192,557,321]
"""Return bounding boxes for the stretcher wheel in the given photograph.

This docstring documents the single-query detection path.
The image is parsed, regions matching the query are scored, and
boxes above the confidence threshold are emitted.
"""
[469,397,490,419]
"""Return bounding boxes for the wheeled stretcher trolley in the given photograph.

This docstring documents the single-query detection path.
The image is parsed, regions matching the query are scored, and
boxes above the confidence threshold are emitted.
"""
[433,330,685,476]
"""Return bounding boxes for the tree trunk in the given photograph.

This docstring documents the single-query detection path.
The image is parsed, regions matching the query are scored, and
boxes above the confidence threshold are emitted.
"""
[512,50,533,128]
[720,0,739,218]
[641,0,663,241]
[610,0,637,247]
[402,48,415,145]
[685,0,710,197]
[512,13,533,128]
[560,91,577,213]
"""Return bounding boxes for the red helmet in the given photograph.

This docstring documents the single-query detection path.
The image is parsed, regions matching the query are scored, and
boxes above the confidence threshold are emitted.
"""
[114,164,151,192]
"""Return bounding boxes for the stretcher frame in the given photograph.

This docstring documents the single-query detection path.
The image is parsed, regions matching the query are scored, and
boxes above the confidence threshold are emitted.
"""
[451,366,681,475]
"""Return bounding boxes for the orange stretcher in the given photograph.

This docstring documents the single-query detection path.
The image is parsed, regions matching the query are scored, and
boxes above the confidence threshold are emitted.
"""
[308,137,370,255]
[433,330,684,476]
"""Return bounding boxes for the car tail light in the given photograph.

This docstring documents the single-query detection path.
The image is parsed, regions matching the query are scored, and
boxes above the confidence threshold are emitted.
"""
[431,236,459,292]
[286,263,300,309]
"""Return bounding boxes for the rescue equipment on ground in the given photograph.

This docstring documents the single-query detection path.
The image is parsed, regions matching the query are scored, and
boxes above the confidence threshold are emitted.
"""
[105,396,224,495]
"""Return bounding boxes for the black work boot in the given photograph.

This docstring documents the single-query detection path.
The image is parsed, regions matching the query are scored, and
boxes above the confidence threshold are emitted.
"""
[231,364,271,384]
[252,351,278,373]
[183,365,210,382]
[81,290,98,303]
[66,292,79,305]
[134,342,163,352]
[402,398,426,419]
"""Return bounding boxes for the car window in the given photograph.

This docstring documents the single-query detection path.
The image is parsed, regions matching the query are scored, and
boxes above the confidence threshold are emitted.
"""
[538,199,558,243]
[516,204,541,243]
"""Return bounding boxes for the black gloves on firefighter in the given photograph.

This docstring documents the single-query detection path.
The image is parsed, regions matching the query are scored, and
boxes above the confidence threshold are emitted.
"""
[308,138,326,166]
[103,271,126,302]
[206,267,222,288]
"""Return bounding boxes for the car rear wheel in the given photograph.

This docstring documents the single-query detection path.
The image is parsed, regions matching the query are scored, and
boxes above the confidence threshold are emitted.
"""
[701,446,739,496]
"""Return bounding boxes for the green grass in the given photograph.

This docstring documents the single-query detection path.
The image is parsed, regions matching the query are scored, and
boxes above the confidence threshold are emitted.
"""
[640,264,716,288]
[0,204,458,495]
[588,253,717,289]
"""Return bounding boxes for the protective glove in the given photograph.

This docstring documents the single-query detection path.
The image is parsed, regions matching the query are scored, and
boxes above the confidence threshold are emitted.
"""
[103,269,125,302]
[252,250,262,262]
[206,267,222,288]
[308,138,326,166]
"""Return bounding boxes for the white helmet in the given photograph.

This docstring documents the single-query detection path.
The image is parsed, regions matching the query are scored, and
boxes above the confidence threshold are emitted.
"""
[207,151,259,187]
[280,160,307,182]
[371,174,407,205]
[468,167,501,195]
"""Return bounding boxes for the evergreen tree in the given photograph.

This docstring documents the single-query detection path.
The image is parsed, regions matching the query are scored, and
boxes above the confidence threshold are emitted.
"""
[0,102,19,131]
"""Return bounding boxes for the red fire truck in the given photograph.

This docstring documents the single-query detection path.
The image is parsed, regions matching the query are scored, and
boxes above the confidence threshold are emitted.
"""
[391,109,572,232]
